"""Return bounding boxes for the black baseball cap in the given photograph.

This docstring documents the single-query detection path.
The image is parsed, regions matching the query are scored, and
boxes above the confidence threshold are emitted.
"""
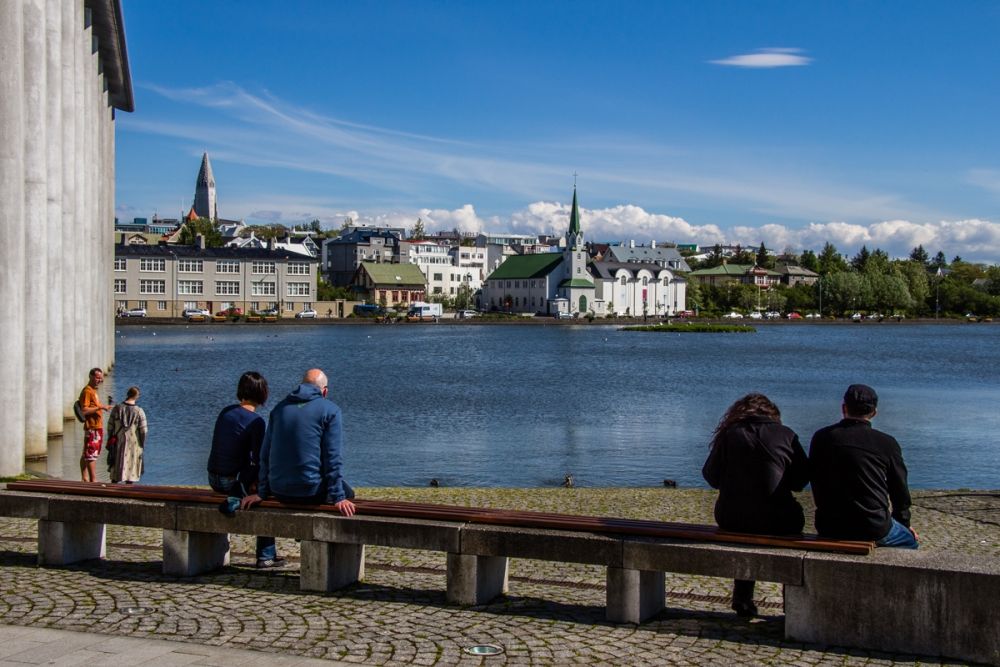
[844,384,878,412]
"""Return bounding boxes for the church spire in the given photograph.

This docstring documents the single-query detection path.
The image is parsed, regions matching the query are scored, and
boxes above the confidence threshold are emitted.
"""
[193,152,218,221]
[568,185,581,237]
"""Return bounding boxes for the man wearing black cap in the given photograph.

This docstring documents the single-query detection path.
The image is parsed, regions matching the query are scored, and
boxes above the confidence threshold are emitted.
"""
[809,384,918,548]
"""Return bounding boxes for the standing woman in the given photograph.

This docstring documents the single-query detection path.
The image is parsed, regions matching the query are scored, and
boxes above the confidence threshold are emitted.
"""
[207,371,283,568]
[106,386,148,484]
[702,393,809,617]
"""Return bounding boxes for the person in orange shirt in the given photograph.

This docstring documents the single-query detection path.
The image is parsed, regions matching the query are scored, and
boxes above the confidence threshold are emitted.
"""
[79,368,112,482]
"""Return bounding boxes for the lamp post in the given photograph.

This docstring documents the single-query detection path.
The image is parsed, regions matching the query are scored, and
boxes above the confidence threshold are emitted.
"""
[817,277,823,317]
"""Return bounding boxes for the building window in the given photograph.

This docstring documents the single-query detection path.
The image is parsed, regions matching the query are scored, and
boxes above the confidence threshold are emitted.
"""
[217,260,240,273]
[642,277,648,286]
[287,261,309,275]
[433,272,443,281]
[663,278,669,286]
[184,301,197,310]
[433,287,442,294]
[620,276,627,286]
[157,301,167,311]
[177,259,203,272]
[114,257,126,271]
[286,282,310,296]
[252,261,276,274]
[139,258,165,272]
[250,302,259,311]
[216,281,240,296]
[251,282,277,296]
[113,279,126,294]
[177,280,204,295]
[392,291,400,302]
[139,279,165,294]
[137,300,147,310]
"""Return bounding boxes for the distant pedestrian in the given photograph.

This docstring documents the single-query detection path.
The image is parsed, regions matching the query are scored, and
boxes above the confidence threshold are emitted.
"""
[106,386,148,484]
[78,368,112,482]
[207,371,283,568]
[702,393,809,618]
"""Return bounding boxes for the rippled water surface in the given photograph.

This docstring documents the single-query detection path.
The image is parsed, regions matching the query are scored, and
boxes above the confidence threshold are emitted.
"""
[83,322,1000,489]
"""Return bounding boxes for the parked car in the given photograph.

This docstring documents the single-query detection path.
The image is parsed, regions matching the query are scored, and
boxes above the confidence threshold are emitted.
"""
[786,312,803,320]
[804,312,821,319]
[295,309,317,319]
[723,311,744,319]
[557,311,574,319]
[748,311,763,320]
[765,311,781,319]
[353,304,385,317]
[457,309,479,319]
[123,308,146,318]
[259,308,279,317]
[676,310,696,318]
[216,307,243,317]
[182,308,210,318]
[851,312,863,321]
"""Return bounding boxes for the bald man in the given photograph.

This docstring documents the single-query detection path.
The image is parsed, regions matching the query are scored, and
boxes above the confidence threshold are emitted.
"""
[241,369,356,516]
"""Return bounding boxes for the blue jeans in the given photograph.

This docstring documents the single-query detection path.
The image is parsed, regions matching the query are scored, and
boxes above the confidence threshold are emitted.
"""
[877,518,919,549]
[208,472,277,561]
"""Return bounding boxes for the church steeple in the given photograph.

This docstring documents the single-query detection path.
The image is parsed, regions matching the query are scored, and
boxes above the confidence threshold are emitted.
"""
[566,185,583,251]
[193,152,218,221]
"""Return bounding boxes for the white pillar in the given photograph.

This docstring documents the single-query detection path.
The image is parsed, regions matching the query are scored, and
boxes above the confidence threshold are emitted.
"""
[0,0,27,476]
[23,0,48,458]
[45,0,64,437]
[73,0,86,394]
[60,0,77,417]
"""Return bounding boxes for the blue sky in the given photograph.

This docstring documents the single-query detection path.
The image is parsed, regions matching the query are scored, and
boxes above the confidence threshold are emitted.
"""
[116,1,1000,260]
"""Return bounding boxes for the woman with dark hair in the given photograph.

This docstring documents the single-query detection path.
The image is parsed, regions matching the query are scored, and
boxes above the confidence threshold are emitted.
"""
[207,371,283,568]
[106,386,147,484]
[702,393,809,617]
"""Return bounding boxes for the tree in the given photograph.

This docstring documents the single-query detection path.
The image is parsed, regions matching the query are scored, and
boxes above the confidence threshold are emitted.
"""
[817,242,848,276]
[178,217,223,247]
[850,245,872,273]
[930,251,948,271]
[823,272,865,315]
[756,242,770,268]
[309,219,322,234]
[454,283,474,310]
[339,217,354,235]
[909,245,929,265]
[799,249,819,273]
[893,260,930,315]
[410,218,426,241]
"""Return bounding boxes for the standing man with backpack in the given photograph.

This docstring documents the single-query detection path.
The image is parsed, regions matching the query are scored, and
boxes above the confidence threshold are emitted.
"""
[78,368,112,482]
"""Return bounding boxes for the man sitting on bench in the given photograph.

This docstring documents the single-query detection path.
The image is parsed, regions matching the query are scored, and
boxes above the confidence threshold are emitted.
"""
[241,369,356,517]
[809,384,918,549]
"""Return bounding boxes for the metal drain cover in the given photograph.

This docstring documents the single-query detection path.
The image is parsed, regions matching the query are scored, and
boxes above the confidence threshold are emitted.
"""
[463,644,504,656]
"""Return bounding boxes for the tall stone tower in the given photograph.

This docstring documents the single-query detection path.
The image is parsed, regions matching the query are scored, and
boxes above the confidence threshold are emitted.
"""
[193,152,218,221]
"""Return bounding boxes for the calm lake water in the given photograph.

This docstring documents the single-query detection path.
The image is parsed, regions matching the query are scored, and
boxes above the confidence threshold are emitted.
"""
[64,322,1000,489]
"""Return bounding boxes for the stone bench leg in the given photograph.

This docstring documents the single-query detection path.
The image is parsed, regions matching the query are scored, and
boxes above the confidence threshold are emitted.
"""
[606,567,665,624]
[162,529,230,576]
[446,553,509,606]
[38,519,106,566]
[300,540,365,592]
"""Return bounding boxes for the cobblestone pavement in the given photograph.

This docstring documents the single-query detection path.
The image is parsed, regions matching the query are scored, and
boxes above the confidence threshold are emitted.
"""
[1,488,996,666]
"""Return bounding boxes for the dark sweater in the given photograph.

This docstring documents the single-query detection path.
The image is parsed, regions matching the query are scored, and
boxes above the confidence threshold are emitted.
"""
[702,416,809,535]
[809,417,912,540]
[207,405,265,482]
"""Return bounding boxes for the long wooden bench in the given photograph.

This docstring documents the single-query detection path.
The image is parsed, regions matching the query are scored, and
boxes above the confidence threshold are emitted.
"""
[1,480,997,665]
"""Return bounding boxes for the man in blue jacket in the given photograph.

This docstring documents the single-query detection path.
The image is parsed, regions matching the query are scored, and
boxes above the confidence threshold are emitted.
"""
[240,369,356,517]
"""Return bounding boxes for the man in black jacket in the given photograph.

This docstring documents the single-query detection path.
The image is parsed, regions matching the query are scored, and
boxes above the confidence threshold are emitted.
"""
[809,384,918,548]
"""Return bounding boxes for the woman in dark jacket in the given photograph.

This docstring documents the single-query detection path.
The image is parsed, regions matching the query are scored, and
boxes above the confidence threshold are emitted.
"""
[702,393,809,617]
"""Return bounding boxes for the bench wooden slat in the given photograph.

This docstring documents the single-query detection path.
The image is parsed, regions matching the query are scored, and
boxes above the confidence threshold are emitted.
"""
[5,480,873,554]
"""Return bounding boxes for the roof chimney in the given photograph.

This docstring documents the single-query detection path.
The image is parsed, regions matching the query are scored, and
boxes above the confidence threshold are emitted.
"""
[650,239,657,248]
[196,234,206,250]
[629,239,635,248]
[267,237,276,251]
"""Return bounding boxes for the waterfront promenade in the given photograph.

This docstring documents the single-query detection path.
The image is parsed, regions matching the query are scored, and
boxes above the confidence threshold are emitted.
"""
[0,487,995,665]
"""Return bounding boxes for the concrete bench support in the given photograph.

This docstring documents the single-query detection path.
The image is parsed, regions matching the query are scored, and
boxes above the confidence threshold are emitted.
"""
[606,567,665,624]
[784,551,1000,666]
[37,519,106,565]
[162,529,230,576]
[299,540,365,592]
[445,553,509,606]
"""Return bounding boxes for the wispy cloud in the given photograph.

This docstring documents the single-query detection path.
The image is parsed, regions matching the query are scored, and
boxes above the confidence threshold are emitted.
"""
[710,47,812,68]
[967,169,1000,196]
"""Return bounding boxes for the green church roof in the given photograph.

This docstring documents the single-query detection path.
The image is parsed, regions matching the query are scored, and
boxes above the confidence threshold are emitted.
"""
[558,278,595,288]
[568,186,581,236]
[487,253,564,280]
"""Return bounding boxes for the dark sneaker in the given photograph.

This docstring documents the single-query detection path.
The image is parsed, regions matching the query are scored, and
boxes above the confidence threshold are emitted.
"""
[256,556,287,569]
[731,599,758,618]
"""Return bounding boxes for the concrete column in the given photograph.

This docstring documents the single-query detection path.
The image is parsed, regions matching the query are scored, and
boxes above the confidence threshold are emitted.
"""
[22,0,48,458]
[605,567,665,624]
[445,553,509,606]
[44,0,63,436]
[299,540,365,592]
[0,0,27,476]
[73,0,86,392]
[60,0,77,417]
[38,519,106,565]
[162,529,230,576]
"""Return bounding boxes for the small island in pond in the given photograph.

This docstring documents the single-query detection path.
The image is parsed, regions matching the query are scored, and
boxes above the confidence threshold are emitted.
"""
[621,323,756,333]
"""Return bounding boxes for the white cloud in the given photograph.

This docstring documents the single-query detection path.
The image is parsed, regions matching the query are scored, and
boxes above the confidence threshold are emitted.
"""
[710,48,812,69]
[968,169,1000,196]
